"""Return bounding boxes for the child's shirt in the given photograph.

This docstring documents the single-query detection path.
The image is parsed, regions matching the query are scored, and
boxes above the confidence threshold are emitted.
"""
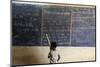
[48,50,60,63]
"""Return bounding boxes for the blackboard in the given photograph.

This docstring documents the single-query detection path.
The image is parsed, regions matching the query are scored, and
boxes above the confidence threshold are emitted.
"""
[71,7,95,29]
[12,2,96,46]
[12,3,42,46]
[71,7,96,46]
[71,29,95,46]
[42,6,71,46]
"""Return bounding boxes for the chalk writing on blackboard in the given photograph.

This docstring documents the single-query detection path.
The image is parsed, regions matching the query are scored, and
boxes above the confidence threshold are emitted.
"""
[12,3,96,47]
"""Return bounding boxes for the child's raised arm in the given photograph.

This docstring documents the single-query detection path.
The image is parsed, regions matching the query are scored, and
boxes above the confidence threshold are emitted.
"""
[46,34,51,47]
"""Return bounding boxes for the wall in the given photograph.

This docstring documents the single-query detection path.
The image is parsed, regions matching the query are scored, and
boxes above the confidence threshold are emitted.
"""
[13,46,95,65]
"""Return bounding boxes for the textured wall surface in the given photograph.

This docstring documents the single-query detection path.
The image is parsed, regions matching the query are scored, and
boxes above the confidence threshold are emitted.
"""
[12,46,95,65]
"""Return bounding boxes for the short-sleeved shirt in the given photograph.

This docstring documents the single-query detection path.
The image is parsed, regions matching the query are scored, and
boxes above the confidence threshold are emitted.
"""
[48,50,60,63]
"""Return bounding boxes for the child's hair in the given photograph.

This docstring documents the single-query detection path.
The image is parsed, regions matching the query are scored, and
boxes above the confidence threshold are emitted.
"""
[50,41,57,50]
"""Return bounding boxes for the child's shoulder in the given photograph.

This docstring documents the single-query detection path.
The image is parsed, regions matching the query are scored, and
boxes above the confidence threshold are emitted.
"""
[51,49,59,53]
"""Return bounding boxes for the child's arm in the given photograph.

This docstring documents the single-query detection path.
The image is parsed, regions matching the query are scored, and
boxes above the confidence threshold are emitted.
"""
[57,54,60,61]
[46,34,51,47]
[48,52,50,58]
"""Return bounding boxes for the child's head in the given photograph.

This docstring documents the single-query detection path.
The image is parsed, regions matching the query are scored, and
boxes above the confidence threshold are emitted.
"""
[50,41,57,50]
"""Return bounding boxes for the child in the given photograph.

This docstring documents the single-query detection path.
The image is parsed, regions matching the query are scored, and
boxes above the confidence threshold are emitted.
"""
[48,42,60,63]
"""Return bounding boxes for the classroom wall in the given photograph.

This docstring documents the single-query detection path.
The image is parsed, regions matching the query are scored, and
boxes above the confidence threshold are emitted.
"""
[12,46,95,65]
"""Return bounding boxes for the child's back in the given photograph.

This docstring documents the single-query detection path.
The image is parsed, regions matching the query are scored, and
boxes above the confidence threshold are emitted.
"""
[48,49,60,63]
[48,42,60,63]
